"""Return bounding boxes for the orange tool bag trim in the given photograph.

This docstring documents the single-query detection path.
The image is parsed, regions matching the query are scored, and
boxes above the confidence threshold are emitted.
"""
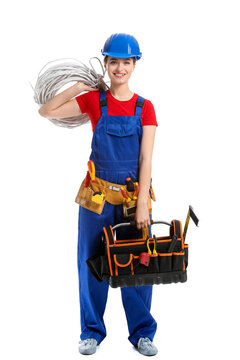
[86,219,189,288]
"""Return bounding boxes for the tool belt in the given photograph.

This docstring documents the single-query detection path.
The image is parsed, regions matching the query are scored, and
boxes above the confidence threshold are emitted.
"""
[75,176,155,215]
[86,219,189,288]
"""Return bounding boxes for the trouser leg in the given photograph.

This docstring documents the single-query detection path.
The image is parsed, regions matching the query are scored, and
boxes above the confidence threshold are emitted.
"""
[120,285,157,346]
[115,206,157,345]
[77,202,114,344]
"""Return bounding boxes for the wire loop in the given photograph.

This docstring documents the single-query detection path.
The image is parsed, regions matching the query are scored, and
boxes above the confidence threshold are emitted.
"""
[32,57,109,128]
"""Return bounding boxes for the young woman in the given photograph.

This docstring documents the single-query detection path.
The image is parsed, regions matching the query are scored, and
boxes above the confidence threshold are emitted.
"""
[39,33,158,356]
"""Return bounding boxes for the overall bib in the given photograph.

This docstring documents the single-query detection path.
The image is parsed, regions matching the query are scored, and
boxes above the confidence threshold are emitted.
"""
[77,91,157,346]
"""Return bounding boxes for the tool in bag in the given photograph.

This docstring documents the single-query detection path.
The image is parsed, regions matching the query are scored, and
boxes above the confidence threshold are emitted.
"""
[86,206,199,288]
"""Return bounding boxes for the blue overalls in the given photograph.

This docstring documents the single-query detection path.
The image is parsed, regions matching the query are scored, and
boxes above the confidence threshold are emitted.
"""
[77,91,157,346]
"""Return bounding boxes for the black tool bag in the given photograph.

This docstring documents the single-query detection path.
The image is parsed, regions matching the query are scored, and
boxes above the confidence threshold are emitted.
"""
[87,220,189,288]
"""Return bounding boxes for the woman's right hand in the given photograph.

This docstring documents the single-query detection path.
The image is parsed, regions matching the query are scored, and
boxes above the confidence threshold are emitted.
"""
[77,81,98,93]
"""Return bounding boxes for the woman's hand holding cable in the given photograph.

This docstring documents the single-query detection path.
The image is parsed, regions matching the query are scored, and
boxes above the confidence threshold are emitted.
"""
[77,81,99,93]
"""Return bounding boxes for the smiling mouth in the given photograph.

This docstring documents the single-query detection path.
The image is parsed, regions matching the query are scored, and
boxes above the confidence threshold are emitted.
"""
[114,73,126,78]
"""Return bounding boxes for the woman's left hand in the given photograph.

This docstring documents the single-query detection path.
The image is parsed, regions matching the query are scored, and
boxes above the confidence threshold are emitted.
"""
[135,202,151,229]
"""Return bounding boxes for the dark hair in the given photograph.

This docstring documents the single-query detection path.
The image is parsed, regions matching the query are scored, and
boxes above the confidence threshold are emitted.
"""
[104,55,136,65]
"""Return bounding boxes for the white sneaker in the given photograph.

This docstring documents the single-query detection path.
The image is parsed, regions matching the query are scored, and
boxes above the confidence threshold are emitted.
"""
[78,338,98,355]
[137,337,158,356]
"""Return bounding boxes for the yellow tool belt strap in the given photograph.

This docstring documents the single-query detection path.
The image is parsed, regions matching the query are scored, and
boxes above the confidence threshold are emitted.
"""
[75,176,155,206]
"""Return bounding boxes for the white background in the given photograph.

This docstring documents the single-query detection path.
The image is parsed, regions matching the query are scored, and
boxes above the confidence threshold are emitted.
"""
[1,0,240,359]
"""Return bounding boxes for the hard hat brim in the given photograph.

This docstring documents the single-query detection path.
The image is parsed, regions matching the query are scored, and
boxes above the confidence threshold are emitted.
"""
[101,50,142,60]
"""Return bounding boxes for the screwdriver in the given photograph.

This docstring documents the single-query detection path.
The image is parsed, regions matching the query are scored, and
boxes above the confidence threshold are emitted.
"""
[88,160,96,183]
[133,182,139,199]
[120,187,131,202]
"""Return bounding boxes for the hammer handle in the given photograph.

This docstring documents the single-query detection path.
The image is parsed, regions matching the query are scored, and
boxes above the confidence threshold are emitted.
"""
[183,210,190,240]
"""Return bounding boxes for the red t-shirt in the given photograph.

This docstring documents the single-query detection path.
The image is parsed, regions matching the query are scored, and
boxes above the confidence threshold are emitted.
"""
[75,90,158,133]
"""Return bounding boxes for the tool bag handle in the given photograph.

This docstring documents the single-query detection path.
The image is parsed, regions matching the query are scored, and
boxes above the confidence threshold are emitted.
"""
[111,220,172,231]
[104,220,181,247]
[103,221,171,246]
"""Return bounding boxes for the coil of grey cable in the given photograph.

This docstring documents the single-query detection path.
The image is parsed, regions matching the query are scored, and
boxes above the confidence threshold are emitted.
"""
[32,57,109,128]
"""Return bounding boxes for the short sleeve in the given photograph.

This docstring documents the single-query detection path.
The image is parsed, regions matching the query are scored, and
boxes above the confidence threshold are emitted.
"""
[75,91,101,132]
[75,92,91,114]
[141,99,158,126]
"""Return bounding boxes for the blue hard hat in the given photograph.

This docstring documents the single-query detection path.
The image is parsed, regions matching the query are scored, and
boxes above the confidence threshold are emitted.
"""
[101,33,142,60]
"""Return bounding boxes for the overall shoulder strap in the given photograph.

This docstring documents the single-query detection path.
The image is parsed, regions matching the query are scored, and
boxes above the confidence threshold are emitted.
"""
[135,96,145,116]
[99,91,108,116]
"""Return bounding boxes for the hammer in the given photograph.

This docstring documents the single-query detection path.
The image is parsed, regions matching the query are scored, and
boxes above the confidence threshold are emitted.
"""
[183,205,199,241]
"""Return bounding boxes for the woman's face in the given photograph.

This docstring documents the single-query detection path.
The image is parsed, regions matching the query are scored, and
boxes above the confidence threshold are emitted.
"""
[104,57,136,85]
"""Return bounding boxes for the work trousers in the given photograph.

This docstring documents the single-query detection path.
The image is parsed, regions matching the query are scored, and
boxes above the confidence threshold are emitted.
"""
[77,201,157,346]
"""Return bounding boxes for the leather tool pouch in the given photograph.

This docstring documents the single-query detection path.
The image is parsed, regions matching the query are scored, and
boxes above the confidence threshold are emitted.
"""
[75,179,106,215]
[123,195,152,217]
[75,176,155,216]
